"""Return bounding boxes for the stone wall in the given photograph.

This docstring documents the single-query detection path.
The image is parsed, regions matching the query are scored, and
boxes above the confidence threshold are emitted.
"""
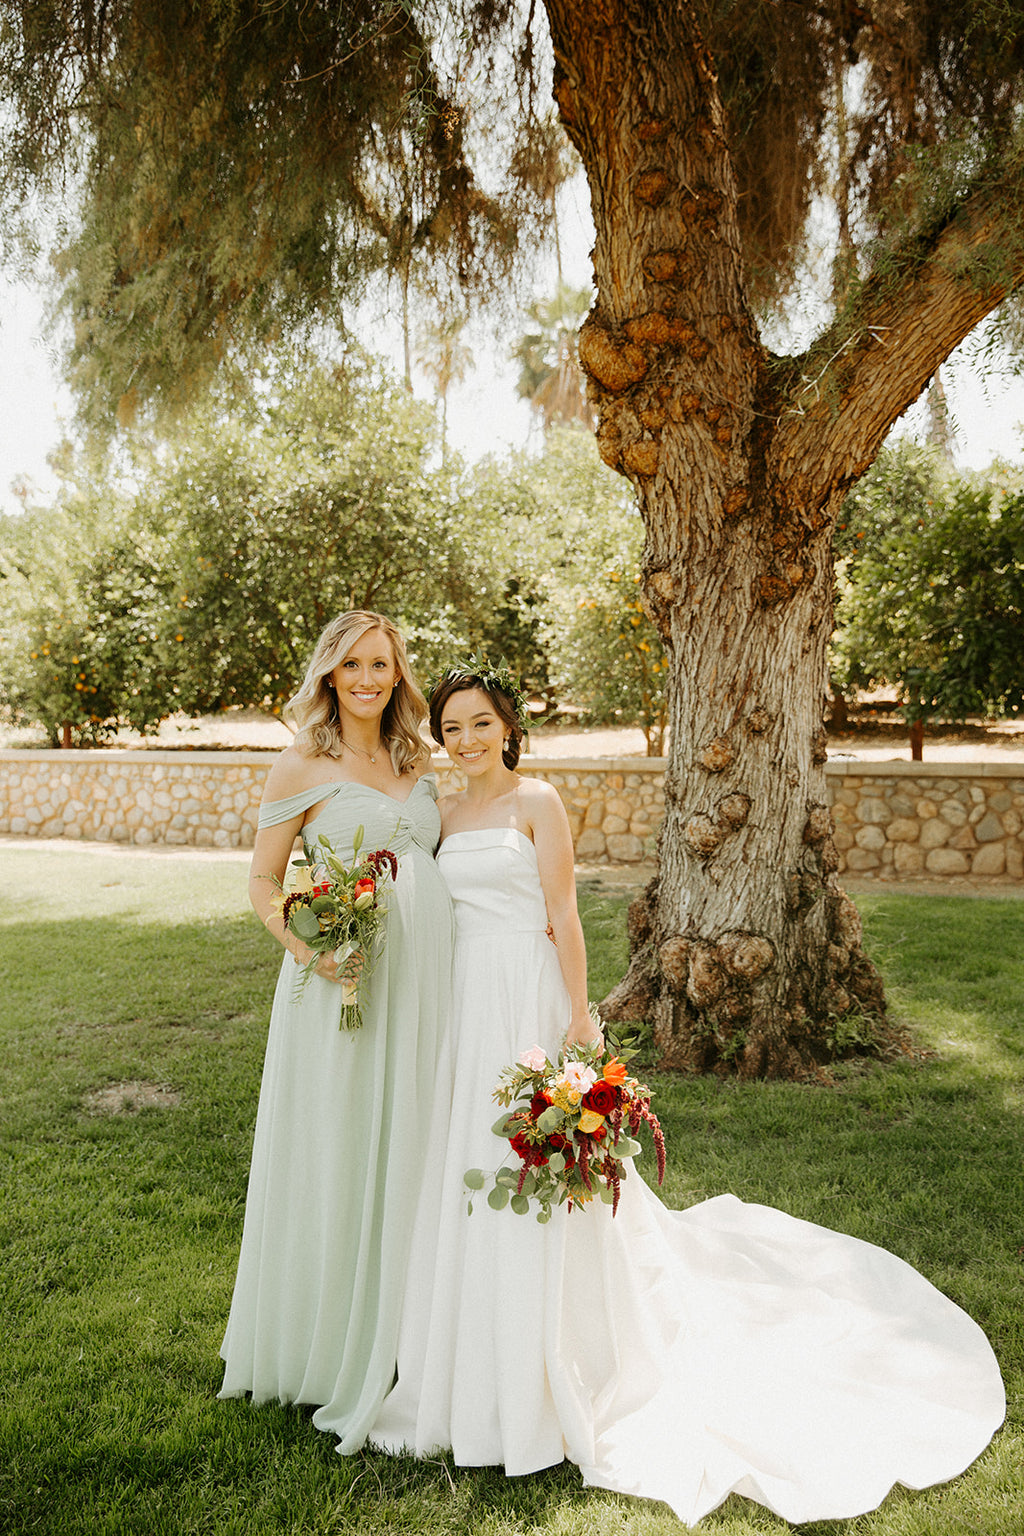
[828,761,1024,881]
[1,748,1021,883]
[0,750,271,848]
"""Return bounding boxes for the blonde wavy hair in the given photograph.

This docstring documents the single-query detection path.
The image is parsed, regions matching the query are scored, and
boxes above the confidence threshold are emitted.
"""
[285,611,430,776]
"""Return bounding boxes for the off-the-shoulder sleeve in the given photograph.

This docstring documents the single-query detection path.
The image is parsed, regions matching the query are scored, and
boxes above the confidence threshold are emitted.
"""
[257,783,342,829]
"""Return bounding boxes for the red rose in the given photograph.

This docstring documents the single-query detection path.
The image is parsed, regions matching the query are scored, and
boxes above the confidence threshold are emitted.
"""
[582,1081,616,1115]
[530,1092,550,1120]
[510,1132,531,1161]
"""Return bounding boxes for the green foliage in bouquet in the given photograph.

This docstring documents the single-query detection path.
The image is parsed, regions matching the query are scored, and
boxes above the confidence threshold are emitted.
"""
[465,1020,666,1223]
[274,824,398,1029]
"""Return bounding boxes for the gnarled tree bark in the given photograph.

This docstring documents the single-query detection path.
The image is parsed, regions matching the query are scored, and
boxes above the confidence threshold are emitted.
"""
[544,0,1024,1075]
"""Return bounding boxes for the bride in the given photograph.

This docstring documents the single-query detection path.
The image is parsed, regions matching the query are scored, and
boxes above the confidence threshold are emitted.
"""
[369,659,1005,1527]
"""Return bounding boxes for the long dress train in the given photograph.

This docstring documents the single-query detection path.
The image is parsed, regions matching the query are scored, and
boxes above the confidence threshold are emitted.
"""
[219,775,453,1451]
[370,825,1004,1526]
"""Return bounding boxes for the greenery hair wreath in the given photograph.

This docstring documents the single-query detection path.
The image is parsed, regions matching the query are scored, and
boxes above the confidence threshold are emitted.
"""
[428,654,530,734]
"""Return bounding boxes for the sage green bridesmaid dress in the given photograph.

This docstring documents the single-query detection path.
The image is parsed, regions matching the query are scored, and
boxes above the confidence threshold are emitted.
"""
[219,773,453,1451]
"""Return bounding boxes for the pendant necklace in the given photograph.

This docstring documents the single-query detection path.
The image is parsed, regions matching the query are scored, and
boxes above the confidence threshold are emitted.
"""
[342,737,383,765]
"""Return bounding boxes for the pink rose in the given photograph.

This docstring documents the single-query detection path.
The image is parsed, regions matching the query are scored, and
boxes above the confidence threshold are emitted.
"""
[518,1045,548,1072]
[561,1061,597,1095]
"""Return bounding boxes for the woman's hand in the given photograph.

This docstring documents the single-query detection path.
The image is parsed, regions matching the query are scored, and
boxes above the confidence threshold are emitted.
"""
[566,1012,604,1051]
[295,945,363,986]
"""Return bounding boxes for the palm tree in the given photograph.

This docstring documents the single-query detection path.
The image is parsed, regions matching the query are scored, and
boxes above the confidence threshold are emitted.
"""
[414,309,472,461]
[513,284,595,433]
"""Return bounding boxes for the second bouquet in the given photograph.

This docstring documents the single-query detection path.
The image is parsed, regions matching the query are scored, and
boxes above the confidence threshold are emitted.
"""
[274,823,398,1030]
[464,1021,666,1222]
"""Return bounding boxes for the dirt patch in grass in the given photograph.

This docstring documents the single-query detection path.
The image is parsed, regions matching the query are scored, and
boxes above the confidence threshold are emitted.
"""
[82,1079,181,1115]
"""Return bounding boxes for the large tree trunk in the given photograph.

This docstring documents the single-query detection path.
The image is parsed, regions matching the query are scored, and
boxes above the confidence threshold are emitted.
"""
[544,0,1018,1076]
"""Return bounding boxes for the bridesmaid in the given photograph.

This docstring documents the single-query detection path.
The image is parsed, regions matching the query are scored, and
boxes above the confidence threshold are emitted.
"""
[219,611,454,1451]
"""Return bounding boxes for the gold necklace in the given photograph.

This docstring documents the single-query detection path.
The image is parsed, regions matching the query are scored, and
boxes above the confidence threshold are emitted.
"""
[341,736,384,766]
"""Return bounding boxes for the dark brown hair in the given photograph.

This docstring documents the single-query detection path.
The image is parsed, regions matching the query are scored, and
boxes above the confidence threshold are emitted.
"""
[428,669,525,769]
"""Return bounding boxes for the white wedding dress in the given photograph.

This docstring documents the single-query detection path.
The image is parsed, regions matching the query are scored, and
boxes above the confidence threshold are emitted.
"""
[370,826,1005,1526]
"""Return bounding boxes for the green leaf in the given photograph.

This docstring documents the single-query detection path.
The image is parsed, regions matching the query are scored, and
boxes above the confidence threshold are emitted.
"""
[487,1186,509,1211]
[547,1151,565,1173]
[611,1136,642,1159]
[495,1167,519,1190]
[491,1114,517,1138]
[289,908,320,940]
[463,1168,486,1190]
[536,1106,563,1135]
[510,1194,530,1215]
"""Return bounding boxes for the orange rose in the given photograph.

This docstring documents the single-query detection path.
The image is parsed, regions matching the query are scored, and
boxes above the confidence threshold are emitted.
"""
[602,1057,628,1087]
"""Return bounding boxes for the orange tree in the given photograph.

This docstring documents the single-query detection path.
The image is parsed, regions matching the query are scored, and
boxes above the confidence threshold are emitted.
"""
[0,496,175,745]
[833,446,1024,734]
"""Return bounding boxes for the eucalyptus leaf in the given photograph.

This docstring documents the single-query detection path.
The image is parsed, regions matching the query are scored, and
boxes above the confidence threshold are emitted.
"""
[491,1114,516,1138]
[464,1168,486,1190]
[600,1186,616,1204]
[487,1186,509,1211]
[537,1106,563,1135]
[612,1136,642,1159]
[547,1152,566,1173]
[510,1194,530,1215]
[290,909,320,940]
[495,1168,519,1190]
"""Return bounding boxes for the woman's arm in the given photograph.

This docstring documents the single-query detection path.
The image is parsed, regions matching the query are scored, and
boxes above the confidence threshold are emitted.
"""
[248,755,346,984]
[528,782,603,1049]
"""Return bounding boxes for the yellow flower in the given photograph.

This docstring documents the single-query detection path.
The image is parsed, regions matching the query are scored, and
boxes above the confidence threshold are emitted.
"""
[551,1083,582,1112]
[292,868,317,895]
[578,1108,605,1134]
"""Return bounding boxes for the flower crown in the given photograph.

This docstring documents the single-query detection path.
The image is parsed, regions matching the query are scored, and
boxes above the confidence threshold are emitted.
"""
[428,654,530,734]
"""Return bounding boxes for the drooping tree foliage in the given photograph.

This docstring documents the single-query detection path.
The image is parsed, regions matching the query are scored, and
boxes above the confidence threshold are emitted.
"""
[3,0,1024,1075]
[0,0,539,419]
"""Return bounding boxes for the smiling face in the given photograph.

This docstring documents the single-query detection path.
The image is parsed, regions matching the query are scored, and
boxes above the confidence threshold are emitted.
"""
[329,628,397,729]
[439,687,508,775]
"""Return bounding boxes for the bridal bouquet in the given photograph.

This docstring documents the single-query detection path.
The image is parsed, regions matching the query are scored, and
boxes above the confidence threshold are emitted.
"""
[273,824,398,1029]
[465,1017,666,1221]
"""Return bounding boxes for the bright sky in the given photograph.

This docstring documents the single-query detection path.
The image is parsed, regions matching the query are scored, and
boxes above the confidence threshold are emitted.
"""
[2,179,1023,517]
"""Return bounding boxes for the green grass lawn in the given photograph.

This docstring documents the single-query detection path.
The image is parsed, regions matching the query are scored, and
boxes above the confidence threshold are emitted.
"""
[1,844,1021,1536]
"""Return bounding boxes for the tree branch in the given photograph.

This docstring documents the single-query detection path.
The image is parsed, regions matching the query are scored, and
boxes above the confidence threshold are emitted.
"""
[775,165,1024,496]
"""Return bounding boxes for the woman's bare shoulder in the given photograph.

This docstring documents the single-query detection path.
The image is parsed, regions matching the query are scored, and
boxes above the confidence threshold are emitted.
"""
[437,790,465,831]
[262,742,332,800]
[515,775,563,814]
